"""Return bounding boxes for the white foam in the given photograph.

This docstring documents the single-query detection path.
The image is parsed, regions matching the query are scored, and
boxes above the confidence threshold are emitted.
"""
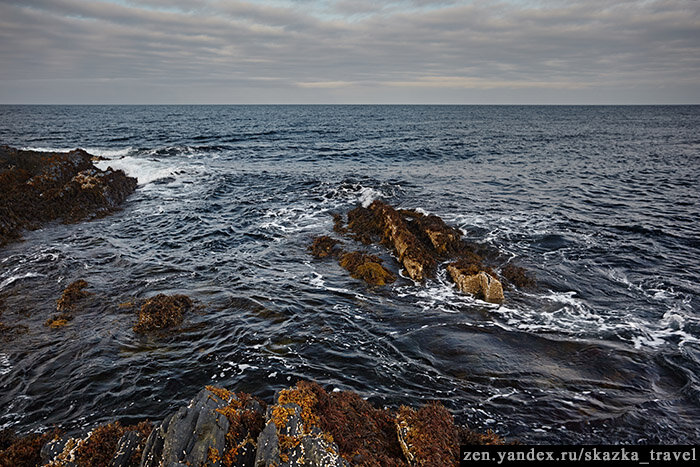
[94,156,177,185]
[0,354,11,376]
[22,146,133,158]
[0,272,44,291]
[359,187,381,208]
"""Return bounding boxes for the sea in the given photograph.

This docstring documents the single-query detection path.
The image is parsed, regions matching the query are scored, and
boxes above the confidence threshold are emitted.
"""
[0,105,698,444]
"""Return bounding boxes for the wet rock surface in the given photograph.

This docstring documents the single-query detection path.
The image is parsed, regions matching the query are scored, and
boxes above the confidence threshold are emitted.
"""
[0,382,508,466]
[311,200,534,301]
[0,145,137,248]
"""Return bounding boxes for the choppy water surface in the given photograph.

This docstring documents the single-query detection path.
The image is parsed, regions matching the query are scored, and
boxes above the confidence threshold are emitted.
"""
[1,105,699,444]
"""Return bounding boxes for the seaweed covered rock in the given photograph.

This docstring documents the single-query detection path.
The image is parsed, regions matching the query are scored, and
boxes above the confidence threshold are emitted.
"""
[44,279,94,329]
[317,199,527,301]
[56,279,91,312]
[395,403,459,466]
[133,294,193,333]
[339,251,395,287]
[0,430,58,467]
[368,201,436,282]
[256,382,348,467]
[309,236,342,259]
[142,387,263,467]
[0,145,137,247]
[40,421,152,467]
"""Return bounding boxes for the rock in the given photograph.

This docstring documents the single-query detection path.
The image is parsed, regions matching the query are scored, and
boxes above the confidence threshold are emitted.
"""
[255,382,349,467]
[39,421,152,467]
[141,388,230,467]
[368,200,436,281]
[141,387,265,467]
[338,251,395,286]
[395,403,459,466]
[110,430,142,467]
[0,145,137,248]
[447,263,504,303]
[133,294,193,333]
[308,236,342,259]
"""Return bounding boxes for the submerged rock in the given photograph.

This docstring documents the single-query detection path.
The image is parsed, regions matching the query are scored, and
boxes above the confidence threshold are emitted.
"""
[56,279,91,312]
[0,145,137,248]
[133,294,193,334]
[338,251,395,287]
[309,236,342,259]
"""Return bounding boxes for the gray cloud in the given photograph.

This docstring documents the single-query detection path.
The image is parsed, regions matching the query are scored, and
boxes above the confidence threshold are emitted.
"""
[0,0,698,103]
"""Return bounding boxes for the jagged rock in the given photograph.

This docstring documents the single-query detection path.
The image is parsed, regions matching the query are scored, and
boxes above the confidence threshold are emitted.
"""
[447,264,504,303]
[0,145,137,247]
[111,430,142,467]
[255,383,349,467]
[141,388,230,467]
[368,200,436,281]
[39,421,152,467]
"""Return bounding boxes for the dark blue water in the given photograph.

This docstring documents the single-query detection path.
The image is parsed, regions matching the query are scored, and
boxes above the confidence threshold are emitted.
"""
[1,105,699,444]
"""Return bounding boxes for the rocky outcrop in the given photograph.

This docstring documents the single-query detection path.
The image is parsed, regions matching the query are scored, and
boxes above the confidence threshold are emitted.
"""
[1,382,510,467]
[0,145,137,247]
[312,200,534,302]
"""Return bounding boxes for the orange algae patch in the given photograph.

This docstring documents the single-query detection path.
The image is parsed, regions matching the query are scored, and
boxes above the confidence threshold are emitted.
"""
[133,294,193,333]
[307,383,406,466]
[45,312,73,328]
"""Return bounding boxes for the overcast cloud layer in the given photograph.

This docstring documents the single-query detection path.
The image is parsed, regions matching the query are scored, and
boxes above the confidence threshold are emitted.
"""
[0,0,698,103]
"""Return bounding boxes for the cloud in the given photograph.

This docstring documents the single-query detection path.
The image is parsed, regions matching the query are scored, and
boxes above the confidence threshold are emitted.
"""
[0,0,698,103]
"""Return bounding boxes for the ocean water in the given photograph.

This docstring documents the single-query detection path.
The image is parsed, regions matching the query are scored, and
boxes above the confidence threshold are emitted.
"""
[0,105,699,444]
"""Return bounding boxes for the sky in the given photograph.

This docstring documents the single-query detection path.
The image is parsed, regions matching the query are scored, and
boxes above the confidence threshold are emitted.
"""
[0,0,698,104]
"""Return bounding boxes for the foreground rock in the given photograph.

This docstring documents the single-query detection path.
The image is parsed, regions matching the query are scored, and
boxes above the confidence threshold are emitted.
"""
[1,382,509,466]
[312,200,533,302]
[0,145,137,247]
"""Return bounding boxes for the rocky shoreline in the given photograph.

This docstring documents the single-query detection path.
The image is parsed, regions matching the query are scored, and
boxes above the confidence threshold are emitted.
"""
[1,146,519,466]
[0,145,137,248]
[1,382,509,467]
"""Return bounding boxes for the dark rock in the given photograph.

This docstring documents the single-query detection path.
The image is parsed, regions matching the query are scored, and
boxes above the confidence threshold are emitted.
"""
[110,430,142,467]
[0,145,137,248]
[140,387,265,467]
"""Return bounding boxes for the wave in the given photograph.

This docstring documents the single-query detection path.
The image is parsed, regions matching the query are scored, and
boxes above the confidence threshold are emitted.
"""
[21,146,134,158]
